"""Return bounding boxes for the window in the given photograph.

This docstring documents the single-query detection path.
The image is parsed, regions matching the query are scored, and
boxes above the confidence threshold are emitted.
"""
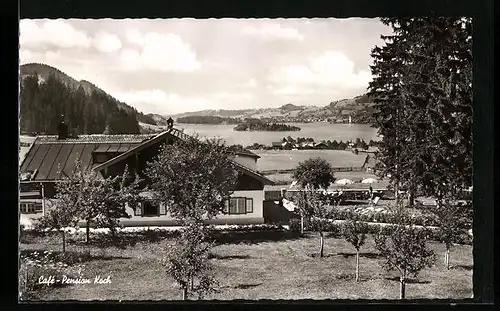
[143,201,159,217]
[134,203,142,216]
[133,201,166,217]
[20,202,42,214]
[224,197,254,215]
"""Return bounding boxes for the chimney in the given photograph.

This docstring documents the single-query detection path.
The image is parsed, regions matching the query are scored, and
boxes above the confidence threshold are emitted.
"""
[167,117,174,130]
[57,115,68,140]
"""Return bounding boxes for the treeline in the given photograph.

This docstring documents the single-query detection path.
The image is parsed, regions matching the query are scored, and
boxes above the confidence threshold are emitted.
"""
[20,73,140,135]
[176,115,240,124]
[234,119,301,131]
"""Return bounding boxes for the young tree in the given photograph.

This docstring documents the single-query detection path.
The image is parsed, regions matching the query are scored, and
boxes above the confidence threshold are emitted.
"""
[374,206,436,299]
[294,188,333,258]
[432,199,472,269]
[146,135,238,299]
[293,157,336,235]
[35,182,81,253]
[43,161,140,244]
[163,222,218,300]
[341,209,369,282]
[95,165,143,238]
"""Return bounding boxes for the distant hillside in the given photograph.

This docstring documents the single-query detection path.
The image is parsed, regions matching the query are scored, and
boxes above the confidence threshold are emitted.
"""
[170,95,376,124]
[138,122,165,134]
[147,114,170,126]
[279,103,304,112]
[177,115,240,125]
[172,109,256,119]
[19,63,148,134]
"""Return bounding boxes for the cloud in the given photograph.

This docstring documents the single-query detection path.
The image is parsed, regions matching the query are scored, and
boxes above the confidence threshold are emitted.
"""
[120,31,201,72]
[241,23,304,41]
[20,19,91,49]
[269,51,372,89]
[125,28,143,45]
[93,32,122,53]
[242,78,257,88]
[269,85,315,96]
[212,92,253,101]
[111,89,209,114]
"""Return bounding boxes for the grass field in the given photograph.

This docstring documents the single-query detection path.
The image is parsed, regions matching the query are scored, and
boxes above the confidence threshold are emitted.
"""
[254,150,367,172]
[20,231,472,301]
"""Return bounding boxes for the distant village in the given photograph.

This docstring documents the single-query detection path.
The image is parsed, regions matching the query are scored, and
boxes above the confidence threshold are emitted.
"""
[245,136,380,153]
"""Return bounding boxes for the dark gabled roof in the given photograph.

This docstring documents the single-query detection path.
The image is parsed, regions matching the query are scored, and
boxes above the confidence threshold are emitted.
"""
[19,134,157,181]
[92,130,178,172]
[20,128,274,186]
[231,161,274,186]
[228,147,261,159]
[92,128,273,185]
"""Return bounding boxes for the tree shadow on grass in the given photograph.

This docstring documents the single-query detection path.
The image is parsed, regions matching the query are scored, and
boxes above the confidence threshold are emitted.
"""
[20,249,133,265]
[208,253,252,260]
[385,276,432,284]
[336,252,384,259]
[234,283,262,289]
[213,230,302,245]
[68,230,180,249]
[451,264,473,271]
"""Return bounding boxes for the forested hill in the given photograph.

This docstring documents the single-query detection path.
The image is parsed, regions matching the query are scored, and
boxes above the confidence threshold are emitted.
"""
[19,63,143,135]
[171,96,377,123]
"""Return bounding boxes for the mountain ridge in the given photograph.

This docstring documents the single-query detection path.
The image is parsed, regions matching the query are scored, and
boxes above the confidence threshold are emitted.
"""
[19,63,375,128]
[170,95,376,124]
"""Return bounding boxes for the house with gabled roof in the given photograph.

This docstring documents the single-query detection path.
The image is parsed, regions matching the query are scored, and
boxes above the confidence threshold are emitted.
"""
[19,123,274,227]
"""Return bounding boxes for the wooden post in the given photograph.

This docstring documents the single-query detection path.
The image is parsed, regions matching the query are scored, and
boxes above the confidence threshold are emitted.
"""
[41,183,45,216]
[135,152,139,171]
[300,212,304,235]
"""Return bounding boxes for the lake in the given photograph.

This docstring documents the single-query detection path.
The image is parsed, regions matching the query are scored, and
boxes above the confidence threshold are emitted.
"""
[176,123,380,147]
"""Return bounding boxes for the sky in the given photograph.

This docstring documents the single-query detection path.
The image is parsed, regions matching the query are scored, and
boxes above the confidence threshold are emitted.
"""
[19,18,393,115]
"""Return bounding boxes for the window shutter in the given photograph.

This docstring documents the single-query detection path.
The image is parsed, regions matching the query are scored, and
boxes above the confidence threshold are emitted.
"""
[135,202,142,216]
[229,198,237,214]
[159,203,166,215]
[34,203,43,213]
[223,199,229,214]
[246,198,253,213]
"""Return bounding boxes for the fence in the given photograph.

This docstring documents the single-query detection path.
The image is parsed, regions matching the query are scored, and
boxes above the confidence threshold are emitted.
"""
[261,166,364,175]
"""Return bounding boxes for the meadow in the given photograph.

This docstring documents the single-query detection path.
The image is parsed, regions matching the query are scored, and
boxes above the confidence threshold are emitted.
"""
[254,149,368,172]
[20,229,472,301]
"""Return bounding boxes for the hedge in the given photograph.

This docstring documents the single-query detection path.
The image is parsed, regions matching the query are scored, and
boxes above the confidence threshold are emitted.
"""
[289,218,472,245]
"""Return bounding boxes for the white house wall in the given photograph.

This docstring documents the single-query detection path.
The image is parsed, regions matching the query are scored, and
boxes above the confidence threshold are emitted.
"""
[119,190,264,226]
[21,190,265,228]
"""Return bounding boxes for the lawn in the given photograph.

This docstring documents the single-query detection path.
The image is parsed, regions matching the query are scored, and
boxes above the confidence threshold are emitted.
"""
[19,230,473,301]
[254,150,367,172]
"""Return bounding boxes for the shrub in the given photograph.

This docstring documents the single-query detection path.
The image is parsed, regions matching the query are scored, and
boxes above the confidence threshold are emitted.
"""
[288,218,302,233]
[19,250,87,300]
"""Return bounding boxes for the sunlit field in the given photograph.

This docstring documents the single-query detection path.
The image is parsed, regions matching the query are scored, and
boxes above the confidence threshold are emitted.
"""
[20,230,472,301]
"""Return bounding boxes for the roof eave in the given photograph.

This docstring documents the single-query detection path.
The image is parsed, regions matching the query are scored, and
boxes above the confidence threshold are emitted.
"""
[92,130,172,172]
